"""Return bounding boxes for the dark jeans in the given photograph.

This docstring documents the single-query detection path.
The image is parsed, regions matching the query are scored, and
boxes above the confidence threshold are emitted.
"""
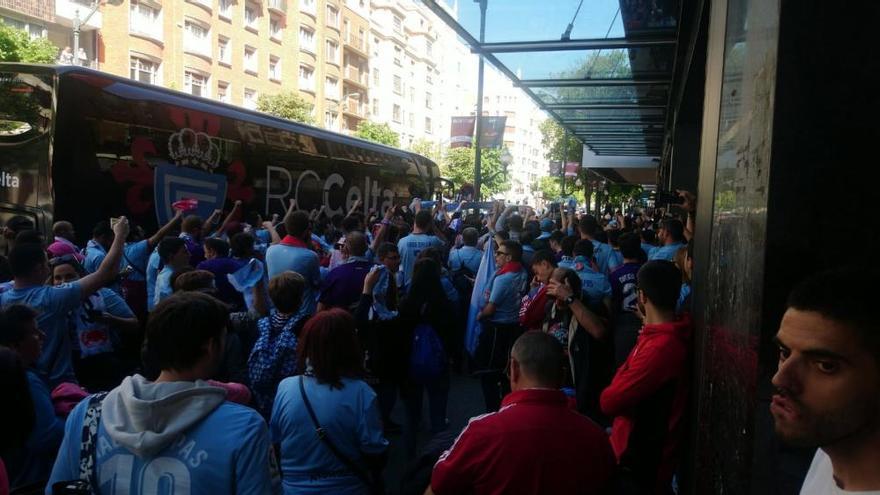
[401,372,450,456]
[479,371,511,413]
[374,379,399,424]
[473,322,523,412]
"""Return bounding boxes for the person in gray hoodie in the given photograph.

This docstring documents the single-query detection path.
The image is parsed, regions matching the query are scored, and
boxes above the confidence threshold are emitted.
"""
[46,292,278,494]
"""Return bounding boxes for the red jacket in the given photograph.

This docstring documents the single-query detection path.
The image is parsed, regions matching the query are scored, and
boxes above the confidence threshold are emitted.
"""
[432,388,615,495]
[600,317,692,494]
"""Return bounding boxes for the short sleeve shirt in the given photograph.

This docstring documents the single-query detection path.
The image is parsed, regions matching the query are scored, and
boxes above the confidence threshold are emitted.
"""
[397,233,444,289]
[572,258,612,307]
[449,246,482,274]
[122,240,151,282]
[1,282,82,386]
[488,270,527,324]
[648,243,685,262]
[265,244,321,319]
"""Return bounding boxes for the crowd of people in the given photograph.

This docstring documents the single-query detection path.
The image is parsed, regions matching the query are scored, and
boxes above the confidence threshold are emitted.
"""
[0,190,873,495]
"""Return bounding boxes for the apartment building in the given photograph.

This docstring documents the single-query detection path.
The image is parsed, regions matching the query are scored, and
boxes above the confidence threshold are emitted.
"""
[0,0,101,66]
[93,0,354,130]
[340,0,369,133]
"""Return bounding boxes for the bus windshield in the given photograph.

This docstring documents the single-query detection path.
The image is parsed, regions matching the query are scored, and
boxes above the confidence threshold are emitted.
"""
[0,71,53,141]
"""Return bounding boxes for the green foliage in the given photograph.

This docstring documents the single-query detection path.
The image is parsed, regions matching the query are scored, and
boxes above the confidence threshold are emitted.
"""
[409,138,441,163]
[606,184,644,207]
[355,121,400,147]
[256,91,315,125]
[441,146,510,197]
[539,119,583,164]
[536,175,578,202]
[0,23,58,63]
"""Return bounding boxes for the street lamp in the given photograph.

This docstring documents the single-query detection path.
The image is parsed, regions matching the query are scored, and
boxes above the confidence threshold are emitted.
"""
[72,2,101,66]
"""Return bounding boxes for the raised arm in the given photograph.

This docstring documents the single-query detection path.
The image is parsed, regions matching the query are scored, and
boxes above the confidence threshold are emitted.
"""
[547,279,607,340]
[678,190,696,242]
[78,218,129,300]
[347,199,363,218]
[146,209,184,251]
[370,206,396,253]
[215,200,243,237]
[262,221,282,245]
[203,209,224,237]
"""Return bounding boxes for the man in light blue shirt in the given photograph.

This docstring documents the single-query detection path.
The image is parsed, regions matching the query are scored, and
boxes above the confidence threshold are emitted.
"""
[648,219,687,262]
[577,216,613,274]
[153,237,190,309]
[448,227,482,275]
[572,240,612,311]
[83,221,114,274]
[2,218,130,387]
[398,210,444,290]
[47,292,276,494]
[266,211,321,319]
[640,229,657,260]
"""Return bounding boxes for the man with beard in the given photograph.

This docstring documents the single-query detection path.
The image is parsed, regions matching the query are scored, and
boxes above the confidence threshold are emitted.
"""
[771,268,880,493]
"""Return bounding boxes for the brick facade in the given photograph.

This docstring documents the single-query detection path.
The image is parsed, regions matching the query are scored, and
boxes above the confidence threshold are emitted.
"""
[0,0,55,23]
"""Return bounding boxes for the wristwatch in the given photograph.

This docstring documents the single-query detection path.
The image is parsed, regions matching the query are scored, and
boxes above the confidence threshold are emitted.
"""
[564,295,576,305]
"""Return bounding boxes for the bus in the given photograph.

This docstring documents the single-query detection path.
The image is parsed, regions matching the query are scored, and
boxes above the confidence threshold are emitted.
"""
[0,64,442,248]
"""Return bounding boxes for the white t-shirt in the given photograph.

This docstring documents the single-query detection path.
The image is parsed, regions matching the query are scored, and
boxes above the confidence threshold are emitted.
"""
[801,449,880,494]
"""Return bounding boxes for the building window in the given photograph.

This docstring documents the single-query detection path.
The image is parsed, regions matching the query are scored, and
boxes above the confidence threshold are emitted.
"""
[373,68,380,86]
[244,46,257,73]
[184,19,210,57]
[392,104,401,123]
[217,81,230,103]
[299,65,315,91]
[184,70,208,97]
[244,2,259,30]
[325,39,338,64]
[425,117,432,133]
[129,1,162,41]
[219,0,232,19]
[409,86,415,104]
[129,56,159,84]
[218,36,230,64]
[269,56,281,81]
[393,46,402,66]
[269,16,282,40]
[299,27,315,53]
[392,75,401,95]
[372,98,379,116]
[326,5,339,27]
[300,0,316,15]
[426,39,433,57]
[426,73,432,84]
[393,15,402,34]
[244,88,257,110]
[425,92,432,109]
[324,111,336,129]
[408,112,414,128]
[325,77,339,100]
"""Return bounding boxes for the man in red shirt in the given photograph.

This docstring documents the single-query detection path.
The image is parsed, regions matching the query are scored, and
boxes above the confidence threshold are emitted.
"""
[428,331,614,495]
[600,260,692,494]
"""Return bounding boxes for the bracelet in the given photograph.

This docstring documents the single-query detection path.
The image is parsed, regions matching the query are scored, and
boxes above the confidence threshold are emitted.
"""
[381,219,391,225]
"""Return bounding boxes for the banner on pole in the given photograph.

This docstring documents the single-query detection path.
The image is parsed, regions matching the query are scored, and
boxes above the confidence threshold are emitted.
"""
[549,161,561,175]
[450,117,476,148]
[479,116,507,149]
[564,162,580,177]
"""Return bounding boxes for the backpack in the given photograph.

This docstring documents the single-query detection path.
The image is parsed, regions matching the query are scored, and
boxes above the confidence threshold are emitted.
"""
[408,322,446,384]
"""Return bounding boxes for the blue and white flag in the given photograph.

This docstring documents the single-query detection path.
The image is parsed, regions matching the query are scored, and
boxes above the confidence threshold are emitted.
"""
[465,237,496,357]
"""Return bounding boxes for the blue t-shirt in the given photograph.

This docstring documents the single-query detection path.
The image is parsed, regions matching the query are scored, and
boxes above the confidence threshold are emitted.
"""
[265,244,321,319]
[47,398,274,495]
[558,256,575,270]
[397,233,444,289]
[1,283,82,386]
[83,239,107,274]
[7,371,64,488]
[678,283,692,313]
[123,240,151,282]
[607,249,624,274]
[146,249,161,311]
[487,270,528,324]
[641,242,655,260]
[154,266,175,308]
[572,256,612,307]
[591,240,613,274]
[270,375,388,495]
[649,242,685,262]
[71,288,135,358]
[448,246,482,275]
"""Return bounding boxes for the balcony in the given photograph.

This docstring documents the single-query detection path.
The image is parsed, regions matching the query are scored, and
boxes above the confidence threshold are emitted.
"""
[183,35,211,59]
[342,97,367,118]
[343,33,368,56]
[55,0,102,30]
[343,66,367,87]
[268,0,287,15]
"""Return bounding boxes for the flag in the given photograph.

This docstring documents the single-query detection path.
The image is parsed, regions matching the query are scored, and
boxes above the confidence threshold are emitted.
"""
[479,116,507,148]
[564,162,580,177]
[549,161,562,175]
[450,117,476,148]
[465,236,496,357]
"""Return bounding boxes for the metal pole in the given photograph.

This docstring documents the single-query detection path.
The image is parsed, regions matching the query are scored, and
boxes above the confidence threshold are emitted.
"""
[473,0,487,201]
[73,10,81,64]
[561,129,569,197]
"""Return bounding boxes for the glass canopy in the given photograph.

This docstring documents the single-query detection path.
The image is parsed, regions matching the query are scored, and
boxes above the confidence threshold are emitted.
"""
[421,0,680,158]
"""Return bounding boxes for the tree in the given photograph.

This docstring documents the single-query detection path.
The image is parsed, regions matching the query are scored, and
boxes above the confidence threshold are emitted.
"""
[0,24,58,63]
[441,146,510,198]
[535,175,579,203]
[256,91,315,125]
[539,119,583,164]
[409,138,441,163]
[355,121,400,147]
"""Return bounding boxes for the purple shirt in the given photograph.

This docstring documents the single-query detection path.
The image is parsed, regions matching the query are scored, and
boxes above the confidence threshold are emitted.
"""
[609,262,642,315]
[319,258,373,310]
[197,257,246,308]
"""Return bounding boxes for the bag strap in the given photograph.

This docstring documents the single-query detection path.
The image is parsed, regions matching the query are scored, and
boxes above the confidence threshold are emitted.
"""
[297,377,375,490]
[78,392,109,491]
[122,250,147,277]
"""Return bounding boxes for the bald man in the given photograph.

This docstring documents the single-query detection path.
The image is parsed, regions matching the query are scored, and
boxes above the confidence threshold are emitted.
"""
[317,231,373,311]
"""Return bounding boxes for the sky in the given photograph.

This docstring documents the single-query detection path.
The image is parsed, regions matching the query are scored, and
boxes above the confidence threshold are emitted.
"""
[440,0,626,77]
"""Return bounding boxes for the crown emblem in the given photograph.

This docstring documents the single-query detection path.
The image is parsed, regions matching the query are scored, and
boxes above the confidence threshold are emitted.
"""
[168,128,221,172]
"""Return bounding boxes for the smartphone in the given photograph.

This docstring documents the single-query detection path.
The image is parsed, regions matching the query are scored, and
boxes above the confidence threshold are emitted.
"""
[654,191,684,205]
[110,217,122,229]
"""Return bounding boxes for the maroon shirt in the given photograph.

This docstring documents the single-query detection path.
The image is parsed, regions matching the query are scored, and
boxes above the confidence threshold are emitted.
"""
[432,388,615,495]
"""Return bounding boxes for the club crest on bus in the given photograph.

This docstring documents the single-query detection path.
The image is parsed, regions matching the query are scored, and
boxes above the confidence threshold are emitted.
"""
[168,128,220,172]
[154,163,228,225]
